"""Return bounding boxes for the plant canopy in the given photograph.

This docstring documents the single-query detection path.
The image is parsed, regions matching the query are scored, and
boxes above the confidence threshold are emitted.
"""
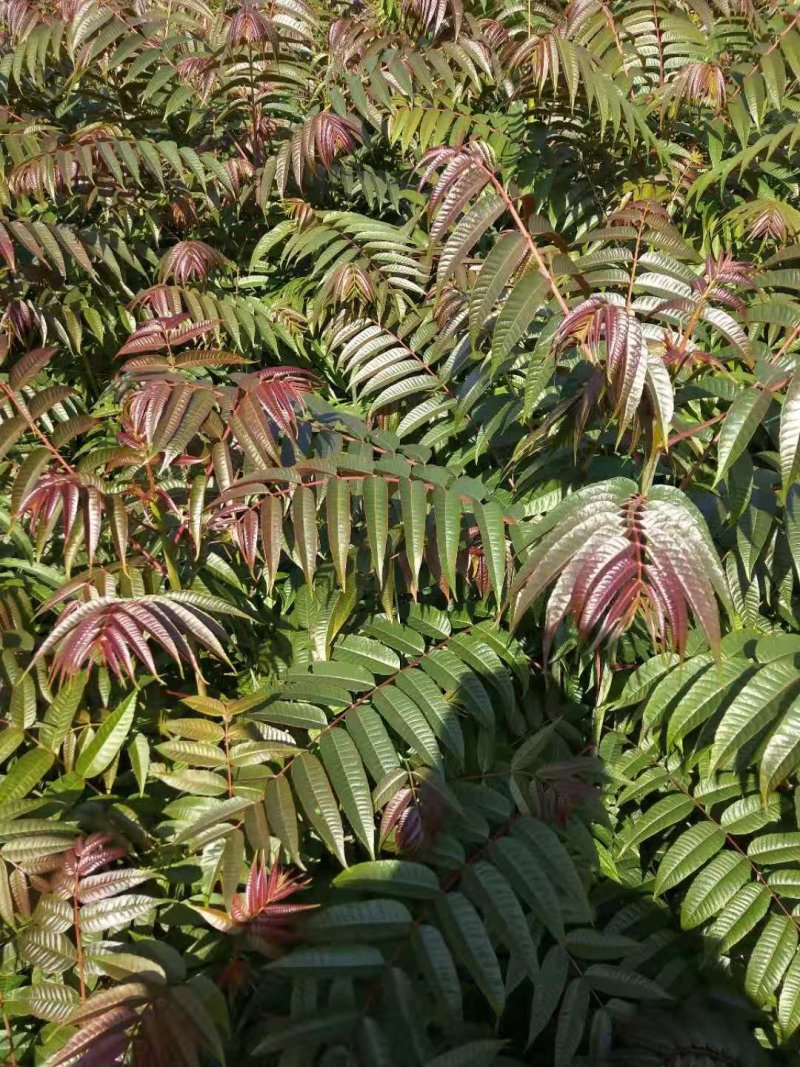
[1,0,800,1061]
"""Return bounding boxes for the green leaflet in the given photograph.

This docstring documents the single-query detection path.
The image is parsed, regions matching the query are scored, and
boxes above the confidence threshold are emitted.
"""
[407,602,451,639]
[491,271,549,361]
[319,728,375,858]
[336,635,400,676]
[399,477,426,595]
[220,828,244,913]
[265,774,302,867]
[326,477,351,589]
[719,793,781,835]
[110,494,129,569]
[448,633,515,706]
[768,870,800,898]
[345,706,401,781]
[395,670,465,765]
[512,818,592,923]
[19,980,79,1022]
[756,634,800,664]
[11,448,51,517]
[424,1040,506,1067]
[74,692,136,779]
[413,924,463,1020]
[261,494,284,592]
[654,823,726,895]
[664,657,751,748]
[17,928,76,973]
[252,698,328,730]
[617,766,670,807]
[715,387,773,485]
[0,748,55,805]
[421,649,494,728]
[748,832,800,865]
[435,891,505,1015]
[189,473,206,559]
[614,652,681,709]
[528,945,569,1047]
[463,861,539,979]
[621,793,695,854]
[554,979,589,1067]
[0,416,26,463]
[174,796,255,845]
[759,694,800,799]
[710,659,800,772]
[157,739,224,767]
[489,836,564,940]
[584,965,670,1001]
[706,884,771,954]
[40,671,87,753]
[363,616,425,658]
[779,369,800,490]
[0,818,75,842]
[745,914,797,1005]
[470,231,527,340]
[437,194,505,291]
[306,661,375,691]
[281,679,350,708]
[472,499,506,606]
[291,485,318,587]
[154,768,228,796]
[291,752,347,867]
[779,952,800,1038]
[362,475,389,587]
[787,485,800,582]
[433,485,461,592]
[564,928,636,960]
[307,899,412,940]
[645,353,674,447]
[80,894,157,934]
[333,860,440,899]
[372,686,442,768]
[357,1018,395,1064]
[268,945,384,976]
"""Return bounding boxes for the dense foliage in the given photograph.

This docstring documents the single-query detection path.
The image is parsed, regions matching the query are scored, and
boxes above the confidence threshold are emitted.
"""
[2,0,800,1061]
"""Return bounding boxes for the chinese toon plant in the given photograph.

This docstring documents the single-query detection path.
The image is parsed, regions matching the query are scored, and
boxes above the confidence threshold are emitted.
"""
[1,0,800,1061]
